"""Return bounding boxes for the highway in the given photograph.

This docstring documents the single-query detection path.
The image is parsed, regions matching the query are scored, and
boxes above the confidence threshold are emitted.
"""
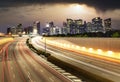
[31,36,120,82]
[0,37,72,82]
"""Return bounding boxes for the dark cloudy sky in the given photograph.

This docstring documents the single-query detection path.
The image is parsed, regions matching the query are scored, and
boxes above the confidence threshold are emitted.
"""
[0,0,120,33]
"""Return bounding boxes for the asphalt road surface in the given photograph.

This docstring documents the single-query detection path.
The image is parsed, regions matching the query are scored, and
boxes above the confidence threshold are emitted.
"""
[0,37,72,82]
[31,37,120,82]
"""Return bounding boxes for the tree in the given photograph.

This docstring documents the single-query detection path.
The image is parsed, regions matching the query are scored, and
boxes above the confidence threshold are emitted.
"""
[111,32,120,37]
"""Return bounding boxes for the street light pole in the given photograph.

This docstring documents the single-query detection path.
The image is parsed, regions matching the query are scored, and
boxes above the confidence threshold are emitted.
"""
[45,37,46,53]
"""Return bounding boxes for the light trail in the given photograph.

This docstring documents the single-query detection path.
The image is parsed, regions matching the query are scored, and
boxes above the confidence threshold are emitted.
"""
[0,38,13,45]
[30,36,120,82]
[33,40,120,77]
[41,39,120,60]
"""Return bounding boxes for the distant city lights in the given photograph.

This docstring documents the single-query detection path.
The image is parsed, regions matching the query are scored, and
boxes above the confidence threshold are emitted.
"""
[46,24,50,27]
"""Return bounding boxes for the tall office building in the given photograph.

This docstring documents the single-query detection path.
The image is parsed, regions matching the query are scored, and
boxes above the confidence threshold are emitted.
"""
[24,26,33,34]
[9,24,22,35]
[36,21,41,34]
[67,19,73,34]
[104,18,112,31]
[74,19,85,34]
[11,27,17,34]
[42,27,49,35]
[43,22,55,35]
[92,17,104,32]
[62,22,68,35]
[86,22,93,32]
[49,22,54,27]
[33,21,41,35]
[74,19,83,25]
[66,19,86,34]
[28,26,33,34]
[7,27,11,34]
[16,24,23,35]
[49,22,55,35]
[33,22,37,34]
[55,26,62,35]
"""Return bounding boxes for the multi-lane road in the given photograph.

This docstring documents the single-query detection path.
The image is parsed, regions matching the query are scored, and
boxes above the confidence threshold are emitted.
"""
[31,36,120,82]
[0,37,72,82]
[1,36,120,82]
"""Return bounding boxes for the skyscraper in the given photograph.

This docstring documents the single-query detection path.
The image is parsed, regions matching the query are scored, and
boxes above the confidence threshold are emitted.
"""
[67,19,73,34]
[74,19,84,34]
[16,24,23,36]
[92,17,104,32]
[49,21,55,35]
[36,21,41,34]
[62,22,68,35]
[11,27,17,35]
[24,26,33,34]
[7,27,11,34]
[86,22,93,32]
[104,18,112,32]
[66,19,86,34]
[33,21,41,35]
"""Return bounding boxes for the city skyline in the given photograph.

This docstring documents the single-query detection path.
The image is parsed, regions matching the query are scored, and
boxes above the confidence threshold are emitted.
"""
[0,1,120,82]
[7,17,114,37]
[0,0,120,33]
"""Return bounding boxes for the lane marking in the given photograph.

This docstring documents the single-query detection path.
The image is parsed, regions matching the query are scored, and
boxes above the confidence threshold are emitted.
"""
[72,79,82,82]
[13,74,15,78]
[40,69,43,73]
[48,50,120,77]
[49,77,54,82]
[28,72,30,76]
[67,75,77,79]
[11,67,13,70]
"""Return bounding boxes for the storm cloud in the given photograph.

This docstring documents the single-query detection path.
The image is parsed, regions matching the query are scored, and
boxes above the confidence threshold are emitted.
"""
[0,0,120,33]
[0,0,120,11]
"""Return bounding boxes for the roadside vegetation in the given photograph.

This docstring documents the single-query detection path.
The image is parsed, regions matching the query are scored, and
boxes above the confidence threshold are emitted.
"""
[43,30,120,38]
[26,39,51,57]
